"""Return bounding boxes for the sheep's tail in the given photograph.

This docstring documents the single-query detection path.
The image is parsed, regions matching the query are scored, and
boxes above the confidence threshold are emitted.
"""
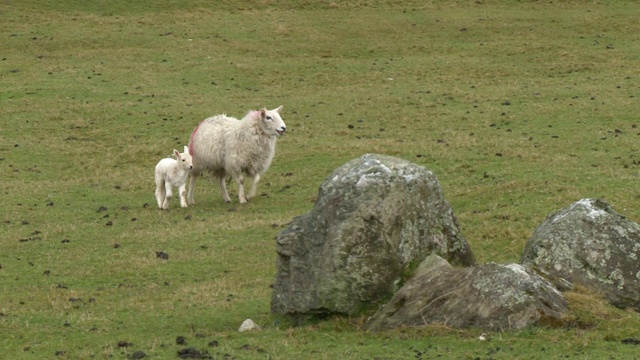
[188,120,204,158]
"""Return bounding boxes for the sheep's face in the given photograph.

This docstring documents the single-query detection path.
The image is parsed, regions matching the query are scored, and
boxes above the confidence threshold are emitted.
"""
[260,106,286,137]
[174,146,194,171]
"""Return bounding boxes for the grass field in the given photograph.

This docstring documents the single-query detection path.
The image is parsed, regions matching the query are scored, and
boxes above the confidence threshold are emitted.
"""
[2,1,640,358]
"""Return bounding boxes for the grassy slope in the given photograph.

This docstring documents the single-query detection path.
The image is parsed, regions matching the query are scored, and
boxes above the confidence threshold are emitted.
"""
[1,1,640,358]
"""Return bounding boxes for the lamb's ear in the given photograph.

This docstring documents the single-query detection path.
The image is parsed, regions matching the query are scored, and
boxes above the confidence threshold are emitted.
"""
[275,105,283,113]
[183,145,189,155]
[173,149,180,158]
[260,109,267,119]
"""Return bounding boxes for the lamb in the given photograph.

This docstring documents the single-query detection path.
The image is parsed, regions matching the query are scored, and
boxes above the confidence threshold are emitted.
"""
[154,146,193,209]
[187,105,286,205]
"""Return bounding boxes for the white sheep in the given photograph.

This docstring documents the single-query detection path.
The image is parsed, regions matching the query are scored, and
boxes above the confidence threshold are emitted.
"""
[154,146,193,209]
[187,106,286,204]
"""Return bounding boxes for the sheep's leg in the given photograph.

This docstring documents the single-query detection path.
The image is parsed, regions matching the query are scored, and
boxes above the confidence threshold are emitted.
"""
[155,178,166,209]
[178,183,188,208]
[247,173,260,200]
[163,182,173,209]
[236,174,247,204]
[187,174,196,205]
[219,175,232,203]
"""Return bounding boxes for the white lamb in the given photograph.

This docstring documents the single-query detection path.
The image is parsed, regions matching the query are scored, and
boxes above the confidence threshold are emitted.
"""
[154,146,193,209]
[187,106,286,204]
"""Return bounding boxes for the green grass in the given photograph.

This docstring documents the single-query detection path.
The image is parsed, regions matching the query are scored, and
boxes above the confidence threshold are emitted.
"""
[2,0,640,358]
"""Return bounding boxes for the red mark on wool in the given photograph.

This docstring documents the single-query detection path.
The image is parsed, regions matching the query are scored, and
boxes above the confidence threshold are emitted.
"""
[188,120,204,158]
[249,110,261,119]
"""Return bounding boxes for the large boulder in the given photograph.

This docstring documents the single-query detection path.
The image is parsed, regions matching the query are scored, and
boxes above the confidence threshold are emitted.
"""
[271,154,475,321]
[521,198,640,310]
[366,255,567,332]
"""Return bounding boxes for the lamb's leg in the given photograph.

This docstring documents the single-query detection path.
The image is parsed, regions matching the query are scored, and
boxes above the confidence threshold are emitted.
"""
[187,173,196,205]
[155,178,165,209]
[218,175,232,203]
[163,182,173,209]
[178,183,188,208]
[236,174,247,204]
[247,173,260,200]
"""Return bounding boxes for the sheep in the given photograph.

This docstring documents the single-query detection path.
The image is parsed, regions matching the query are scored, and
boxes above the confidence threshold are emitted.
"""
[154,146,193,209]
[187,105,286,205]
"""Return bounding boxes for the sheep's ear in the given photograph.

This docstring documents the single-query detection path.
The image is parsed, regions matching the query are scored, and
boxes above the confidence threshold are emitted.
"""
[260,109,266,119]
[173,149,180,158]
[275,105,283,113]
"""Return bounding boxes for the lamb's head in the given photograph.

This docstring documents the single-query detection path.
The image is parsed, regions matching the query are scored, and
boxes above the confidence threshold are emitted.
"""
[257,105,286,137]
[174,146,193,171]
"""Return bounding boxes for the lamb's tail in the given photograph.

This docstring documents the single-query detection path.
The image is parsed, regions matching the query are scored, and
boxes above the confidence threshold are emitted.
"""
[188,120,204,158]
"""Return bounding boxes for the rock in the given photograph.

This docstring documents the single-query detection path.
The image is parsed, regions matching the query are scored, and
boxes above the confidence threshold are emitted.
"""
[271,154,475,321]
[365,255,567,332]
[238,319,260,332]
[521,198,640,310]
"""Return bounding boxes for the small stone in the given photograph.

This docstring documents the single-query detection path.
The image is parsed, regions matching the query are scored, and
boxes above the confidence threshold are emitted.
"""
[238,319,260,332]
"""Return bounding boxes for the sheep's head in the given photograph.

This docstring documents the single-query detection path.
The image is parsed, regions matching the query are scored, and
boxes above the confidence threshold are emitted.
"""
[174,146,193,171]
[258,105,286,137]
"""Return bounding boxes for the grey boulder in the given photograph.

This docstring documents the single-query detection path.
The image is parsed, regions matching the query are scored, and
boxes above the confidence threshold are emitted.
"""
[366,255,567,331]
[271,154,475,321]
[521,198,640,310]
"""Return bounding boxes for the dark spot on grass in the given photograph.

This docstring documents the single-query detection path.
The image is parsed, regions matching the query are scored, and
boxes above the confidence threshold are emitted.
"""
[177,348,211,359]
[156,251,169,260]
[622,338,640,345]
[176,336,187,345]
[130,350,146,359]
